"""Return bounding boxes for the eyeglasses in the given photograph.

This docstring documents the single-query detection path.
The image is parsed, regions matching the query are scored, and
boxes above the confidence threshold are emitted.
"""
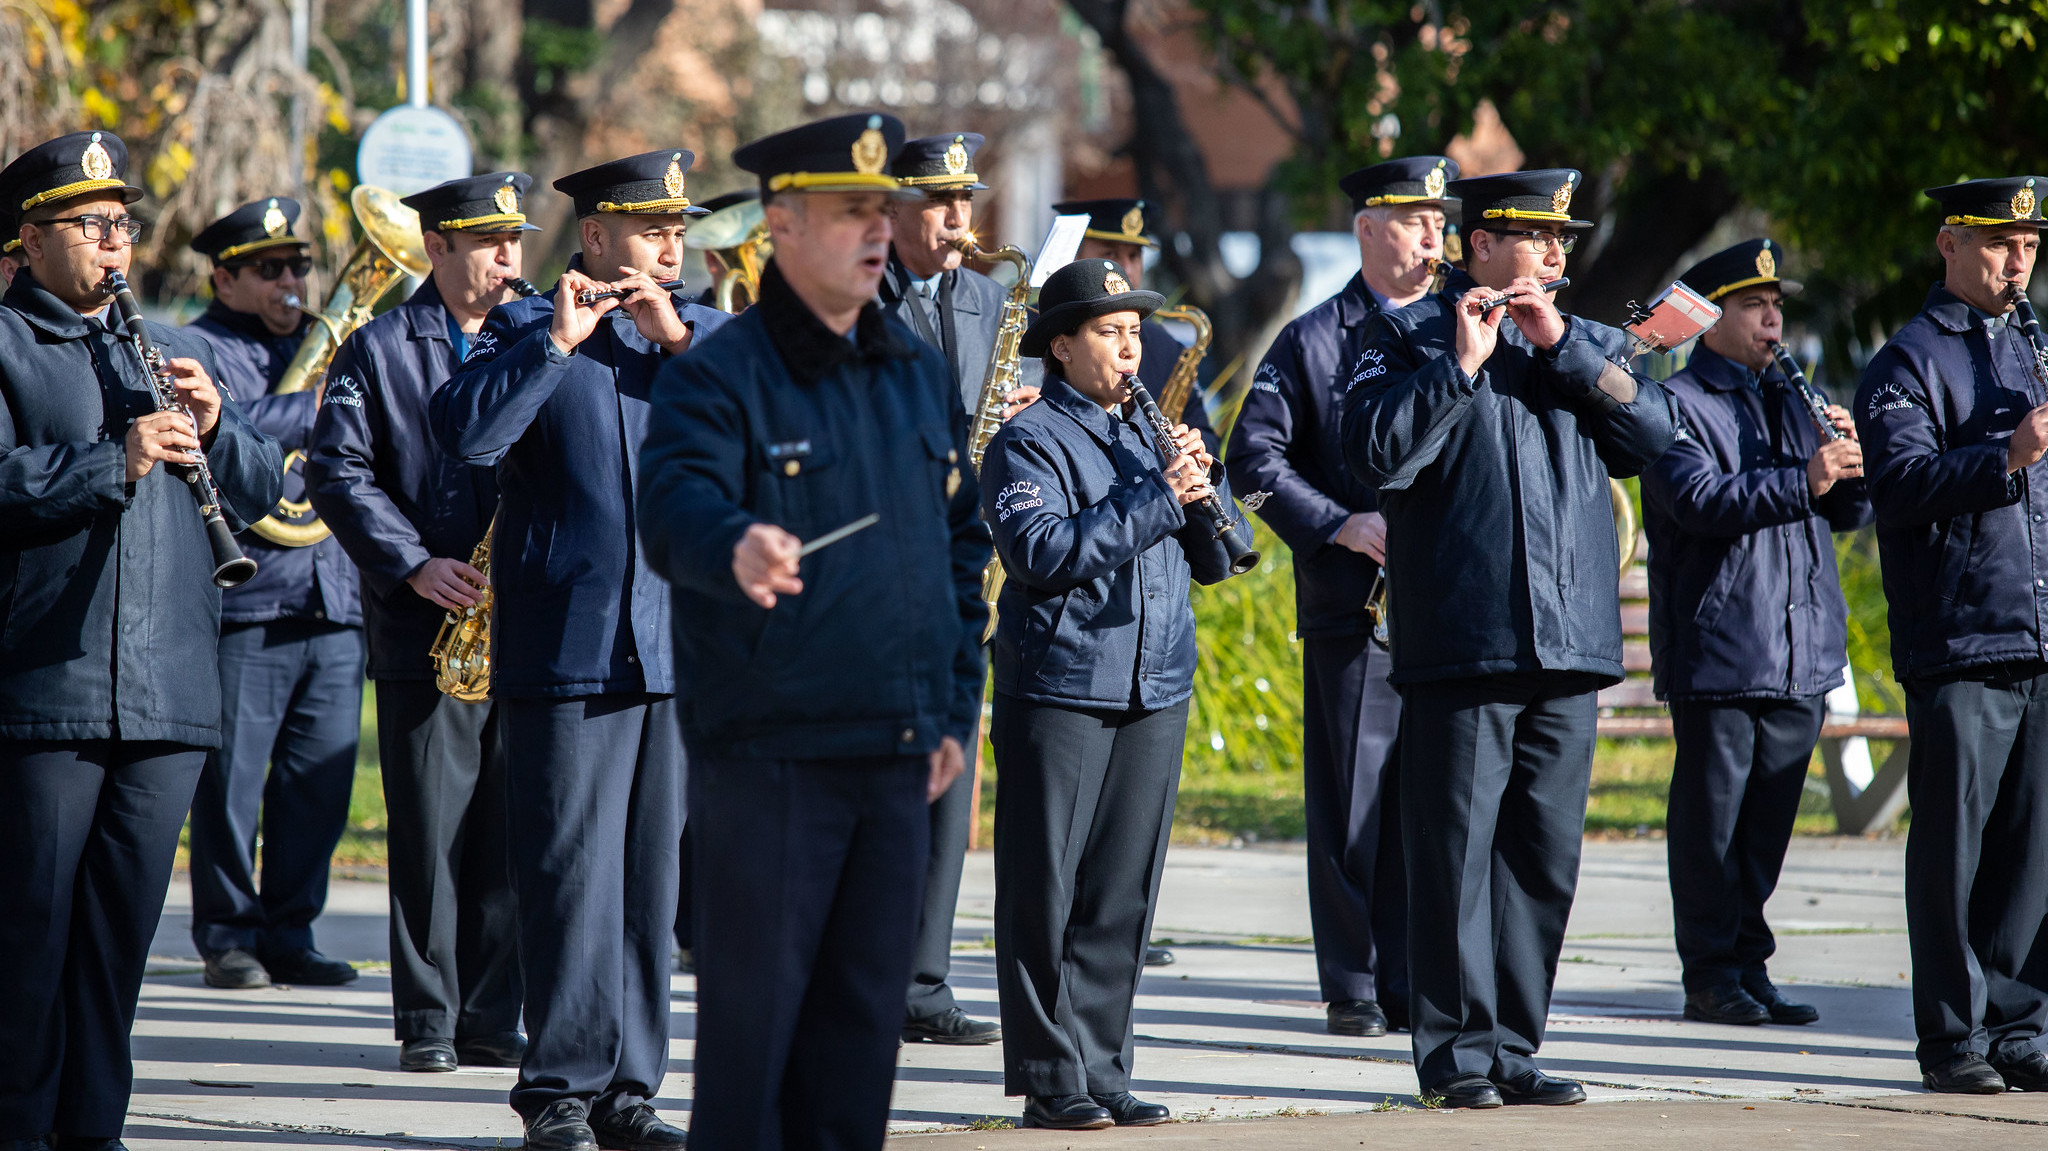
[37,214,146,245]
[227,255,315,281]
[1485,228,1576,254]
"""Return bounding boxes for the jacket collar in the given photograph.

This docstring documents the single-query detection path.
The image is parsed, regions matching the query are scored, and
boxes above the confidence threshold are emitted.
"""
[2,269,103,339]
[880,252,950,305]
[1923,283,1984,335]
[1335,272,1383,328]
[1685,344,1764,393]
[757,257,914,387]
[1039,374,1137,448]
[400,275,452,341]
[201,297,305,342]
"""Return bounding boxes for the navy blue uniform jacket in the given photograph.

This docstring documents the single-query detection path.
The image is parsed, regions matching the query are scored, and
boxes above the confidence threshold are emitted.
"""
[637,260,989,761]
[982,376,1241,710]
[431,275,730,698]
[1340,271,1677,684]
[1642,346,1871,700]
[0,272,282,746]
[1855,284,2048,681]
[306,277,498,680]
[1226,273,1385,637]
[184,301,360,625]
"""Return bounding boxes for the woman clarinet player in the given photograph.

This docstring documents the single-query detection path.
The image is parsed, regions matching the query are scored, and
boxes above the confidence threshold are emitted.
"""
[982,258,1255,1131]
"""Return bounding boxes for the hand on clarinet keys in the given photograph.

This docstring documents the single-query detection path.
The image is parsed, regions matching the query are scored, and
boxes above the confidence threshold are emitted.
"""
[125,410,203,482]
[161,356,221,439]
[1165,457,1215,506]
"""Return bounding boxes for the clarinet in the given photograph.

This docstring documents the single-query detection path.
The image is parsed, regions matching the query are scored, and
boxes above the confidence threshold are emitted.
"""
[1767,340,1845,442]
[102,272,259,588]
[2007,283,2048,383]
[1122,372,1259,575]
[505,277,541,298]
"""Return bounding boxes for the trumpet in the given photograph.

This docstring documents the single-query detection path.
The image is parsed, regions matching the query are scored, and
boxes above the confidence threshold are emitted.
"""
[102,272,259,588]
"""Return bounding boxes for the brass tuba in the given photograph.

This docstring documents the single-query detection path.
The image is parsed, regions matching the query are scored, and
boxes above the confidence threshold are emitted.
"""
[1150,303,1212,423]
[687,195,770,314]
[953,233,1033,640]
[248,185,430,546]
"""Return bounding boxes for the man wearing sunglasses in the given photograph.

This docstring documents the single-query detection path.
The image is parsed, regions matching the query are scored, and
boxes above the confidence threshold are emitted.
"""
[183,197,366,995]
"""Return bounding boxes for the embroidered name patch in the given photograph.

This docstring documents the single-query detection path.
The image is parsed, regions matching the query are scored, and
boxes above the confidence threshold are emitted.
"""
[1252,362,1282,394]
[1348,348,1386,390]
[464,329,500,363]
[996,480,1044,523]
[324,373,364,408]
[1865,380,1915,418]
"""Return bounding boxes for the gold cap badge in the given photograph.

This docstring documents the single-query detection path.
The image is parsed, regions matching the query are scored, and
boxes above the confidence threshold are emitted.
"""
[852,116,888,176]
[662,154,685,199]
[2014,179,2037,221]
[80,133,113,181]
[1121,204,1145,238]
[494,178,519,214]
[1551,174,1575,214]
[944,136,968,176]
[1423,162,1447,200]
[261,198,287,237]
[1103,266,1131,294]
[1755,242,1776,280]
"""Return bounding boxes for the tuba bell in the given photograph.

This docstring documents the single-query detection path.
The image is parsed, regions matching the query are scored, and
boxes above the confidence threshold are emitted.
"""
[248,186,430,546]
[686,195,771,314]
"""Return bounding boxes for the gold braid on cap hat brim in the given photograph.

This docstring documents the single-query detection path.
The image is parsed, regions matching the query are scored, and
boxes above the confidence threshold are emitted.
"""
[765,172,903,193]
[436,211,529,230]
[595,197,695,214]
[1480,207,1574,223]
[20,177,128,213]
[215,235,308,261]
[1945,213,2046,227]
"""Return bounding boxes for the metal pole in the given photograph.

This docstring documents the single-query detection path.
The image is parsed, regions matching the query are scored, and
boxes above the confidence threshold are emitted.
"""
[407,0,428,107]
[290,0,310,196]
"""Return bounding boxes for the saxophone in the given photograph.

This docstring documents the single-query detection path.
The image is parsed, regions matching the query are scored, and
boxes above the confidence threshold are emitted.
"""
[427,277,540,702]
[1150,303,1212,423]
[953,234,1033,641]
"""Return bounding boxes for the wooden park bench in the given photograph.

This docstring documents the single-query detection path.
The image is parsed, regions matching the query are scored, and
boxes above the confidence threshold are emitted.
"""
[1596,541,1911,835]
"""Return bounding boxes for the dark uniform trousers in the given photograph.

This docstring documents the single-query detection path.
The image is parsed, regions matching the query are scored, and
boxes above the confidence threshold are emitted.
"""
[189,618,366,958]
[688,754,930,1151]
[1400,671,1599,1088]
[1301,635,1406,1006]
[1903,664,2048,1068]
[0,741,205,1138]
[500,693,683,1122]
[905,712,978,1024]
[992,696,1186,1097]
[1665,695,1826,994]
[377,681,521,1040]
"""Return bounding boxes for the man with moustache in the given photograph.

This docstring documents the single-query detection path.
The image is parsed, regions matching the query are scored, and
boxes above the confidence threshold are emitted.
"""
[306,172,539,1074]
[1342,169,1676,1108]
[1854,176,2048,1094]
[1225,156,1458,1038]
[1642,239,1870,1029]
[639,112,990,1151]
[0,129,281,1151]
[433,149,728,1149]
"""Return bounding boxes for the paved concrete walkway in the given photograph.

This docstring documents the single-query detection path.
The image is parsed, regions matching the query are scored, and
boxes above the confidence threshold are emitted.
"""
[121,837,2048,1148]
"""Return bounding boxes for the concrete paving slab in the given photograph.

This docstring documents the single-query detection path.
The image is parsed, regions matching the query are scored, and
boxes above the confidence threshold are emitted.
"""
[119,837,2045,1150]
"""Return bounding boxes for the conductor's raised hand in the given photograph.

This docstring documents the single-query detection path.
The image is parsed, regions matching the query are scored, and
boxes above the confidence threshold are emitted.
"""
[615,265,693,354]
[549,269,618,355]
[732,522,804,608]
[1454,287,1505,379]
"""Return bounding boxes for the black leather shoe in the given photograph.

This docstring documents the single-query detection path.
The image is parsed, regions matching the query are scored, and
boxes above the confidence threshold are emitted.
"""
[399,1038,457,1072]
[1091,1092,1170,1126]
[1495,1070,1587,1106]
[457,1031,529,1067]
[524,1100,599,1151]
[1993,1051,2048,1092]
[1425,1074,1503,1109]
[591,1104,688,1151]
[902,1006,1001,1045]
[202,948,269,990]
[1327,999,1388,1037]
[1742,972,1819,1025]
[1144,946,1176,967]
[260,947,358,986]
[1021,1095,1114,1130]
[1922,1053,2006,1094]
[1682,983,1769,1025]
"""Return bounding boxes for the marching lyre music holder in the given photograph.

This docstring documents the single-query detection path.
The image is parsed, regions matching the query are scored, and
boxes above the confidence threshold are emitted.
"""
[1625,280,1723,354]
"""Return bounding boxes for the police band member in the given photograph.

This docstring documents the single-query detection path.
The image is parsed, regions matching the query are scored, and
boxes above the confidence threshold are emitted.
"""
[1049,198,1218,455]
[305,173,536,1074]
[1342,169,1676,1108]
[1642,240,1869,1029]
[638,111,988,1151]
[433,149,728,1149]
[983,259,1250,1130]
[0,131,281,1150]
[1856,176,2048,1095]
[183,195,366,991]
[1226,155,1457,1037]
[880,130,1007,1047]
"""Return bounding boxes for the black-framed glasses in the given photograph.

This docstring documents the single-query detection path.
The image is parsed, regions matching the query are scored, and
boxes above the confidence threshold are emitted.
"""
[38,214,146,245]
[227,255,314,281]
[1485,228,1576,254]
